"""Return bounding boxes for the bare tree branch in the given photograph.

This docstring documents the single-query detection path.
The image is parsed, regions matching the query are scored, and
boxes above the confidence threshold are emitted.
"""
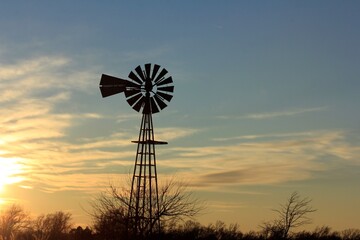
[261,191,316,239]
[90,176,204,239]
[0,204,30,240]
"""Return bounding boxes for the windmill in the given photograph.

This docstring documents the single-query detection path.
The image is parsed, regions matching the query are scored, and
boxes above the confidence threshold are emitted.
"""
[99,63,174,239]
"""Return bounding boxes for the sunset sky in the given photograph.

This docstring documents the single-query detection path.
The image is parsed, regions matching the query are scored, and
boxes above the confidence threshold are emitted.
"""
[0,1,359,231]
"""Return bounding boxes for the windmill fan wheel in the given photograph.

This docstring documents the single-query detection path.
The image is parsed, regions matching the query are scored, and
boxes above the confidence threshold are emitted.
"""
[125,63,174,114]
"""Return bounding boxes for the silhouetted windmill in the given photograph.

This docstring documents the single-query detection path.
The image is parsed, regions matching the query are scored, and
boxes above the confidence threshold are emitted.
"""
[99,63,174,239]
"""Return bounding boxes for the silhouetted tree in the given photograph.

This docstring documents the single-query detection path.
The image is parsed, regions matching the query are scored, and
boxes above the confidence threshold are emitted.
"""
[207,221,243,240]
[261,220,286,240]
[311,226,335,239]
[292,226,344,240]
[341,229,360,240]
[171,220,205,240]
[0,204,29,240]
[69,226,93,240]
[32,211,72,240]
[92,207,126,240]
[242,231,262,240]
[261,192,316,239]
[91,178,203,239]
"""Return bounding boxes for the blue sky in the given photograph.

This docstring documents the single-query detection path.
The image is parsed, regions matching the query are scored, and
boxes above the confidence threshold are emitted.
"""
[0,1,359,231]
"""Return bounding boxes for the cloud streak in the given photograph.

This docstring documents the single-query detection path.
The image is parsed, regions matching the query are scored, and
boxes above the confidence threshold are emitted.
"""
[160,130,359,188]
[212,131,319,142]
[218,107,328,120]
[0,55,103,193]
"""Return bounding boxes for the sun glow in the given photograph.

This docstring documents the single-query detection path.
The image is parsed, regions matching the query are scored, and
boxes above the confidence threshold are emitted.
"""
[0,157,23,192]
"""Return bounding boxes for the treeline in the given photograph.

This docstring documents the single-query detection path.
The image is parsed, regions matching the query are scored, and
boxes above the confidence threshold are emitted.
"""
[162,221,360,240]
[1,204,360,240]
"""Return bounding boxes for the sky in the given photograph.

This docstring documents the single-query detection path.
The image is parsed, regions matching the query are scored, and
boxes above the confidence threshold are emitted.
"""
[0,1,359,232]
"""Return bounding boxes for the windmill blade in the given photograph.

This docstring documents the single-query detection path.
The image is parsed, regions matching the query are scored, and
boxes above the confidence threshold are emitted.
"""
[132,97,145,112]
[126,92,143,106]
[135,65,146,81]
[157,91,173,102]
[151,64,160,80]
[125,81,141,89]
[156,76,173,87]
[125,89,142,98]
[128,71,143,84]
[145,63,151,79]
[157,86,174,93]
[154,94,167,110]
[101,63,174,113]
[154,68,168,83]
[150,97,160,113]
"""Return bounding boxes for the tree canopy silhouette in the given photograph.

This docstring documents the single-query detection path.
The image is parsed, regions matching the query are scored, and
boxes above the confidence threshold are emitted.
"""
[261,191,316,239]
[91,177,203,240]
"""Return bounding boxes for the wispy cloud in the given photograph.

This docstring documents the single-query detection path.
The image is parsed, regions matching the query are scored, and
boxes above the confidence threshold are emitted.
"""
[155,127,200,141]
[206,201,245,213]
[116,113,141,123]
[212,131,317,142]
[0,55,102,193]
[159,130,360,188]
[0,55,97,102]
[218,107,328,120]
[0,56,69,80]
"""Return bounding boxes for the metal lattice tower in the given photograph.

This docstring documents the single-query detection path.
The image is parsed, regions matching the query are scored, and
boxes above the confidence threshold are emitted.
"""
[99,63,174,239]
[128,113,167,238]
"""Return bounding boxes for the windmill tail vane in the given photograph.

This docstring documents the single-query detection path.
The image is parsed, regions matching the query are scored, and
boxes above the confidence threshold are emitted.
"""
[99,63,174,239]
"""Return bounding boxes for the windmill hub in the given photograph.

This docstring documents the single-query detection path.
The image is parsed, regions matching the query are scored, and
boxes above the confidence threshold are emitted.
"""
[145,78,153,93]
